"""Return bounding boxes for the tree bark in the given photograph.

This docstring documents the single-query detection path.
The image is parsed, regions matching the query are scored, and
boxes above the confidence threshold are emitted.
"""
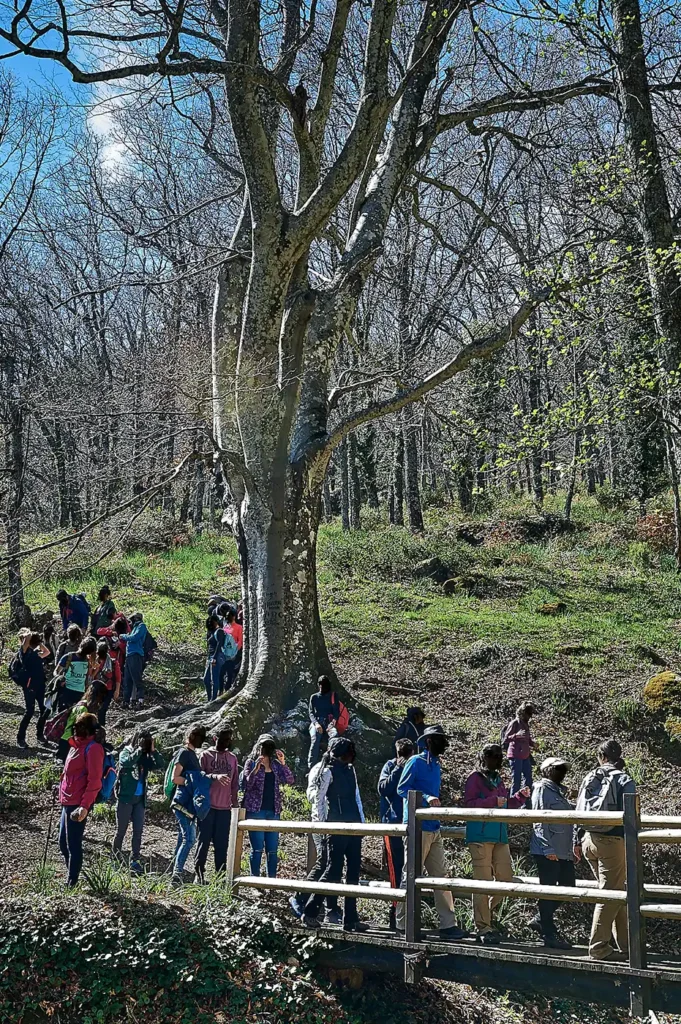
[403,406,424,533]
[340,439,350,531]
[3,379,27,624]
[389,428,405,526]
[348,433,361,529]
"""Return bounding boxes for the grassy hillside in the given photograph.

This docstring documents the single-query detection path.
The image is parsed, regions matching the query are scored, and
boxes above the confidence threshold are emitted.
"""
[1,494,680,1024]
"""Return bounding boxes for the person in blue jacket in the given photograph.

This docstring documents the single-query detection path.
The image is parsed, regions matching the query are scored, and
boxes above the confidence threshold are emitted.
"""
[120,612,148,708]
[378,737,414,929]
[394,707,426,752]
[170,725,210,886]
[395,725,468,941]
[56,590,90,632]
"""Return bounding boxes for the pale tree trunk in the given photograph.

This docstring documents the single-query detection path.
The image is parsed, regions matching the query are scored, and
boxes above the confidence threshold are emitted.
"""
[348,433,361,529]
[340,440,350,530]
[2,357,27,624]
[403,406,424,532]
[389,428,405,526]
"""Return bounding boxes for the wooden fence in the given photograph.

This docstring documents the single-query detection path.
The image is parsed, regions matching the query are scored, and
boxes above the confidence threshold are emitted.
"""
[224,793,681,1015]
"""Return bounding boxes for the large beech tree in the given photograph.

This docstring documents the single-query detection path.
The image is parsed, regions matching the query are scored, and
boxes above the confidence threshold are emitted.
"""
[4,0,679,742]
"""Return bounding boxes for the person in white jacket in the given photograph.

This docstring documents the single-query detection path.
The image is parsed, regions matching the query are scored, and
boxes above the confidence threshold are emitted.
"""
[288,752,341,924]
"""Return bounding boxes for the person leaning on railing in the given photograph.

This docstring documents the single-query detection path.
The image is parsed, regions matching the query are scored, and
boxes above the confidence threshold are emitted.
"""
[529,757,578,949]
[395,725,469,942]
[575,739,636,961]
[463,743,530,945]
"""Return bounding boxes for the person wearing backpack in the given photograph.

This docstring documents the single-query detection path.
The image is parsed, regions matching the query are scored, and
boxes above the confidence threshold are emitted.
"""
[58,712,104,886]
[97,616,129,675]
[13,631,52,749]
[576,739,636,961]
[378,737,415,930]
[113,729,165,874]
[55,636,98,712]
[289,751,341,925]
[170,725,209,886]
[394,708,427,753]
[463,743,530,944]
[502,702,537,798]
[529,757,579,949]
[56,590,90,632]
[55,625,83,676]
[219,607,243,694]
[94,640,121,726]
[308,675,340,768]
[55,681,107,762]
[203,614,227,702]
[241,734,294,878]
[120,612,148,708]
[91,586,116,633]
[195,728,239,882]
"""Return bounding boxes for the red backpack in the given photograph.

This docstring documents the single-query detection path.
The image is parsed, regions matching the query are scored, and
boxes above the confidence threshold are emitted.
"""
[332,693,350,735]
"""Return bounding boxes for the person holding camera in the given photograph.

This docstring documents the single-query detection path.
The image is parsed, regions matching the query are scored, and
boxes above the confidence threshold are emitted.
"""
[114,728,166,874]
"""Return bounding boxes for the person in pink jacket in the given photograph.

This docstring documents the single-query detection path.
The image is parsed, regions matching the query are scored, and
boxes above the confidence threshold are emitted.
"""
[463,744,530,944]
[195,728,240,882]
[58,713,104,886]
[502,702,537,797]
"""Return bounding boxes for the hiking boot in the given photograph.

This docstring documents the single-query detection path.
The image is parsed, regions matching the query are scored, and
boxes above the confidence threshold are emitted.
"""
[479,931,502,946]
[544,934,572,950]
[288,896,304,919]
[302,916,320,929]
[343,921,371,933]
[324,909,342,926]
[170,874,184,889]
[388,906,397,931]
[16,738,28,750]
[130,861,144,877]
[439,925,469,942]
[528,915,543,935]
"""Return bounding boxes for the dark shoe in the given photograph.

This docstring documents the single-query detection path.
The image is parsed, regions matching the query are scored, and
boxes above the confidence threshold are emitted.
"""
[528,915,543,935]
[302,916,320,929]
[193,872,207,885]
[388,906,397,931]
[289,896,304,919]
[324,909,342,926]
[16,738,28,750]
[544,934,572,950]
[479,931,502,946]
[439,925,469,942]
[343,921,371,933]
[130,861,144,877]
[171,874,183,889]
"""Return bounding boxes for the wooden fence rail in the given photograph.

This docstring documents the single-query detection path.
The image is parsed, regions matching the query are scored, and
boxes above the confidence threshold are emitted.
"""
[225,794,681,1016]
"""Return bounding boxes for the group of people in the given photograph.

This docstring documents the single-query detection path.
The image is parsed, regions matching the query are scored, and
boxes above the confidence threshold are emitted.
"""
[11,597,635,962]
[10,587,158,754]
[203,596,243,701]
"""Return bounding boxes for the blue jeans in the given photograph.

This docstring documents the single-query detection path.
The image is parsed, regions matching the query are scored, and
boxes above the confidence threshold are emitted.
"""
[123,653,144,703]
[308,722,338,769]
[219,654,241,694]
[59,805,87,886]
[510,757,532,795]
[173,809,197,874]
[203,655,225,701]
[248,810,280,877]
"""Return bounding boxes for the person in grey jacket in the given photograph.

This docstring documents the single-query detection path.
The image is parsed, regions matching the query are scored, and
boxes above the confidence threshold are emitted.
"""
[529,757,578,948]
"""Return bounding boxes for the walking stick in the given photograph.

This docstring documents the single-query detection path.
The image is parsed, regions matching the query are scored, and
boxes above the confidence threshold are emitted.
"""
[41,787,58,871]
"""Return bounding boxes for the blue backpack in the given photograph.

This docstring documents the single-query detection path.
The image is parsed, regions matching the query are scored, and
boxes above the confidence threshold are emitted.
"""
[220,630,238,661]
[84,741,118,803]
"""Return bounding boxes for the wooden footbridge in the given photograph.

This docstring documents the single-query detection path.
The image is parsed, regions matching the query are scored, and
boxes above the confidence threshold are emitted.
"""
[224,793,681,1017]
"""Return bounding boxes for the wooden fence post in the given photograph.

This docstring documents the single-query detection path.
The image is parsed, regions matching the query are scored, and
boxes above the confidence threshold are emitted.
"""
[405,790,423,946]
[624,791,649,1017]
[306,833,317,873]
[225,807,246,889]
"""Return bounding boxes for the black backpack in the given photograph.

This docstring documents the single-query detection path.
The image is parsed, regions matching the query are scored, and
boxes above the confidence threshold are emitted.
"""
[8,649,30,688]
[142,631,158,667]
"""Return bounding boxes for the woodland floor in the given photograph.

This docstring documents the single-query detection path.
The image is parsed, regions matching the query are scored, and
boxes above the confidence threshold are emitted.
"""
[1,493,681,1024]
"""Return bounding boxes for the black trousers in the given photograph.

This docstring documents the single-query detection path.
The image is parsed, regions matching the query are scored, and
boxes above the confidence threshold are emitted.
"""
[98,689,113,726]
[534,855,576,935]
[195,808,231,877]
[296,834,338,912]
[18,684,47,744]
[304,834,361,925]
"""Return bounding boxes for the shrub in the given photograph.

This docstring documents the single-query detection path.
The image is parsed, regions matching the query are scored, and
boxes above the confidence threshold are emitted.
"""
[635,510,676,551]
[27,760,62,793]
[643,671,681,715]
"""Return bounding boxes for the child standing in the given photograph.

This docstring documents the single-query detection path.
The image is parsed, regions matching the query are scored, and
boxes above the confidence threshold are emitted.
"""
[502,702,537,796]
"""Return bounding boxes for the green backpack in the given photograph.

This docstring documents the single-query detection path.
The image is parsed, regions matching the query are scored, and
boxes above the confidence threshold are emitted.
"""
[164,752,180,799]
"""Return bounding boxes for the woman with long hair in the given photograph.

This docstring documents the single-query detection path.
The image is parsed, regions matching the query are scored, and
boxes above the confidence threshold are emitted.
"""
[241,734,294,878]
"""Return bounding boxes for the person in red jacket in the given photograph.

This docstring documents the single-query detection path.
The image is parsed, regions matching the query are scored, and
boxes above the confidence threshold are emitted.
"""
[58,712,104,886]
[195,728,240,882]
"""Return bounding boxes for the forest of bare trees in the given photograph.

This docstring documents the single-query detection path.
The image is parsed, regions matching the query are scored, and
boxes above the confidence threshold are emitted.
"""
[2,0,681,731]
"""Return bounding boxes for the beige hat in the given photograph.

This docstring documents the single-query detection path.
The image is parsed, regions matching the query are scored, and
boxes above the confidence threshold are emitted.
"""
[540,756,569,772]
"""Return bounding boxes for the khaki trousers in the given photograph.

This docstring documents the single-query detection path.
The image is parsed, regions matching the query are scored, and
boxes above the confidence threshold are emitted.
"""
[396,830,457,931]
[468,842,514,934]
[582,832,629,958]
